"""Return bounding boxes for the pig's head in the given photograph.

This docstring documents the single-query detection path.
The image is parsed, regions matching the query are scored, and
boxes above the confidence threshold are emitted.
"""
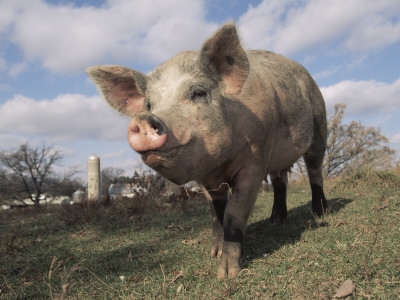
[86,24,249,184]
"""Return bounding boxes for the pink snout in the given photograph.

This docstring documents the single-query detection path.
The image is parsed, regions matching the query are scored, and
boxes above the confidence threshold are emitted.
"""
[127,116,167,152]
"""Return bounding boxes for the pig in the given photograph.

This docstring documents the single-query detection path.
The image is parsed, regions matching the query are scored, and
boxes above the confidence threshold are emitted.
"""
[86,23,327,279]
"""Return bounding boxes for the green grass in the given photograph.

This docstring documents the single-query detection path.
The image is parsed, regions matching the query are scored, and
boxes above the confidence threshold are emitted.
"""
[1,171,399,299]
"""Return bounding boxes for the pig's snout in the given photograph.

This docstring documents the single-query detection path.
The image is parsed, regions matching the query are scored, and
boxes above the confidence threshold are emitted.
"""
[128,115,167,152]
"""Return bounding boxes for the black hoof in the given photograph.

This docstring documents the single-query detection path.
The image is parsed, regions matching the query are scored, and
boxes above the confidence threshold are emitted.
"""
[311,184,327,217]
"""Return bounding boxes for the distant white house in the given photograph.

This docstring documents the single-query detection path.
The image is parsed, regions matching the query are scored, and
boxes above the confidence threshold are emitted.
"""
[108,183,147,200]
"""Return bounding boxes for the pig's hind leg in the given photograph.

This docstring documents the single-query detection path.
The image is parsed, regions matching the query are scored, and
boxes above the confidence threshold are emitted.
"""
[303,141,327,216]
[269,172,288,225]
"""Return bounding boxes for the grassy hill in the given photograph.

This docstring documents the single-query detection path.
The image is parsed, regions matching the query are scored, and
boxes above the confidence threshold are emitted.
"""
[1,171,399,299]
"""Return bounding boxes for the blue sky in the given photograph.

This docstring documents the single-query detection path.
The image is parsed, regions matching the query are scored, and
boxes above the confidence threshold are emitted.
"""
[1,0,400,179]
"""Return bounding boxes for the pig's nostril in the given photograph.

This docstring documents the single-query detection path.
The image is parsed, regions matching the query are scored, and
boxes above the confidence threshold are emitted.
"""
[148,116,165,136]
[131,124,140,134]
[154,125,164,135]
[151,122,159,132]
[152,123,163,135]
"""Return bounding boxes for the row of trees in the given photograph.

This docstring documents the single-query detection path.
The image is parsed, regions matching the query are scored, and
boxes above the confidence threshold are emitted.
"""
[0,104,397,206]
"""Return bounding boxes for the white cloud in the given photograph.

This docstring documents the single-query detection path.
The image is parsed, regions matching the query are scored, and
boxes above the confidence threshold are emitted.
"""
[0,133,28,149]
[8,62,28,77]
[369,114,393,128]
[320,78,400,115]
[110,157,148,175]
[0,94,130,141]
[1,0,217,74]
[390,133,400,145]
[238,0,400,55]
[102,149,127,160]
[343,7,400,52]
[0,0,22,35]
[313,66,342,80]
[2,0,399,75]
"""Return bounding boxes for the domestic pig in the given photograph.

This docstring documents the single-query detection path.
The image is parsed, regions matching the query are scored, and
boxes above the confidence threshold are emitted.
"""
[86,23,327,279]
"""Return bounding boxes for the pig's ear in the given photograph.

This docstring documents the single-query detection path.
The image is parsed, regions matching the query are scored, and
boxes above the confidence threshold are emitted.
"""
[86,65,147,116]
[199,23,249,95]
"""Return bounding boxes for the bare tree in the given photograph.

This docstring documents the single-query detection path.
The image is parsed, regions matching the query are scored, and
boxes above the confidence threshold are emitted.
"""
[0,143,63,206]
[292,104,396,179]
[46,169,84,198]
[101,167,125,195]
[325,104,395,177]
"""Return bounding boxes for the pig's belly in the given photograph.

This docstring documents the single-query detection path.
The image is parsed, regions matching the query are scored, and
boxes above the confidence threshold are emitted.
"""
[267,131,311,177]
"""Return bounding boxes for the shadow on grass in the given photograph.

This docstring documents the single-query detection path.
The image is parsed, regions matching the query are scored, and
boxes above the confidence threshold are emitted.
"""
[244,197,353,263]
[61,197,353,280]
[90,197,354,279]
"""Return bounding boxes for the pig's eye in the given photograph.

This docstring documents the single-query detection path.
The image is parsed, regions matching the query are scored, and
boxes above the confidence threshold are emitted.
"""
[190,90,207,100]
[146,101,151,111]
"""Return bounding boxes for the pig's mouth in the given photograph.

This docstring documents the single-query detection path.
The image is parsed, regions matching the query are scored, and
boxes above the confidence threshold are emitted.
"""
[138,142,190,167]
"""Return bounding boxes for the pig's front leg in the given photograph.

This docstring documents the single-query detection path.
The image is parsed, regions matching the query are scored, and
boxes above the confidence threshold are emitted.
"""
[202,185,229,258]
[209,190,228,258]
[217,170,263,279]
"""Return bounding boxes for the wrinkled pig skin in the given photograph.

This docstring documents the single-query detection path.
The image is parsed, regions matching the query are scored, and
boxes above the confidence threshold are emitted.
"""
[86,23,328,280]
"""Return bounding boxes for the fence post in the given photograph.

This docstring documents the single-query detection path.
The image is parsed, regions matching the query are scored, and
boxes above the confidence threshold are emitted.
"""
[88,154,101,201]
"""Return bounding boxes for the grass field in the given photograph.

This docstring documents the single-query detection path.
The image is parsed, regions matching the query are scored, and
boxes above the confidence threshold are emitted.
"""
[1,171,399,299]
